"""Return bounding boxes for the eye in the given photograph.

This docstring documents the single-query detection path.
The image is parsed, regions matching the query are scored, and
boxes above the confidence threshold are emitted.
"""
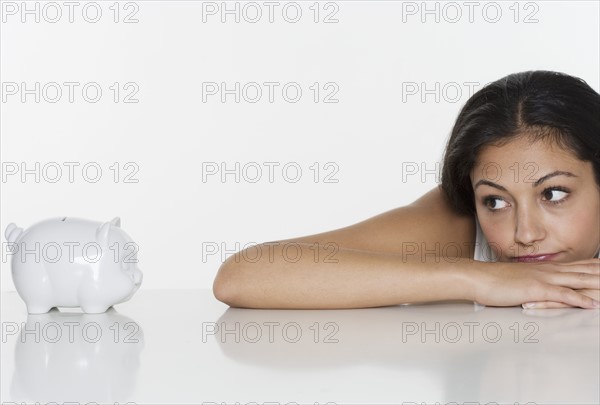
[482,196,509,211]
[542,187,570,205]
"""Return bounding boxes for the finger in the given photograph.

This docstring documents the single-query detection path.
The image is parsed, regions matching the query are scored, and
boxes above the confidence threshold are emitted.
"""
[574,288,600,300]
[521,307,576,317]
[545,258,600,274]
[543,286,600,309]
[547,272,600,290]
[559,259,600,272]
[554,265,600,275]
[522,301,572,309]
[563,258,600,265]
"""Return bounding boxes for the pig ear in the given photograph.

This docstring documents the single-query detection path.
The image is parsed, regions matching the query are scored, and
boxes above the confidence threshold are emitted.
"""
[96,222,112,246]
[111,217,121,227]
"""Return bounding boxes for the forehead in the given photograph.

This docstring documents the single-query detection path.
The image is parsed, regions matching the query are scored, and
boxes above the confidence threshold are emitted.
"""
[471,136,585,181]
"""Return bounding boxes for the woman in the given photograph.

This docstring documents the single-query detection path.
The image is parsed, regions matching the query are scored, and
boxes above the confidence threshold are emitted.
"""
[213,70,600,310]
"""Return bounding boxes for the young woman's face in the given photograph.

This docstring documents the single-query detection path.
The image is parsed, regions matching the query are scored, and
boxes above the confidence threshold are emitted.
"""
[470,135,600,263]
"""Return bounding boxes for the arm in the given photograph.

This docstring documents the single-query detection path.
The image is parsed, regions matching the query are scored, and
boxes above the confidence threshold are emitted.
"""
[213,243,474,309]
[213,243,599,309]
[213,184,475,308]
[213,186,600,309]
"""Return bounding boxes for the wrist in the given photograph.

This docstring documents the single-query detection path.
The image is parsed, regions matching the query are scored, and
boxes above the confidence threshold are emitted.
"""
[446,257,488,302]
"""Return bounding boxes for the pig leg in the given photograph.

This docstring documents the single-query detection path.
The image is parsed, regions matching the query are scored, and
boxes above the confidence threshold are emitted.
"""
[78,285,112,314]
[13,262,55,314]
[25,303,54,314]
[80,303,111,314]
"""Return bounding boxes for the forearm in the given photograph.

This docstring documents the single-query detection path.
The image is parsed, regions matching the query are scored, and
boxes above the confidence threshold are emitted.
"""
[213,243,477,309]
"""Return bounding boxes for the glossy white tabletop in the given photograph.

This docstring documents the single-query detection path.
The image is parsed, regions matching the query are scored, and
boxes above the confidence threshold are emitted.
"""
[1,289,598,405]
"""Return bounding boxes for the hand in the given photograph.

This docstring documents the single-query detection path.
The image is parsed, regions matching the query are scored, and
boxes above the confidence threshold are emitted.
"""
[470,258,600,309]
[522,288,599,309]
[521,258,600,309]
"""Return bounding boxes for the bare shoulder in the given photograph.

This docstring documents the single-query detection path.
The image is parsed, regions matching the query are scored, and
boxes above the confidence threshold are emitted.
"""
[269,185,476,258]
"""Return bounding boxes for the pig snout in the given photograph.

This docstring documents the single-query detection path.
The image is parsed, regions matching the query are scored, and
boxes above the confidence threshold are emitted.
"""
[132,269,143,286]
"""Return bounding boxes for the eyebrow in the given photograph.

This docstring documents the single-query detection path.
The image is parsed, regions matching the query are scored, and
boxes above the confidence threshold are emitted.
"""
[474,170,578,191]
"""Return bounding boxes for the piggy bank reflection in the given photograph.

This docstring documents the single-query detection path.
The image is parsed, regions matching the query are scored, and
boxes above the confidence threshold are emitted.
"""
[4,216,143,314]
[10,308,144,402]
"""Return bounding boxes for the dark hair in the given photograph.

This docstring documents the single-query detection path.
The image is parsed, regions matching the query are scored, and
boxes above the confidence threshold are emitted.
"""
[440,70,600,217]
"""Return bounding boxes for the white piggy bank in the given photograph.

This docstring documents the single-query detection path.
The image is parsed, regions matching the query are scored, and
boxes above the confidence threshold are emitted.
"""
[4,217,143,314]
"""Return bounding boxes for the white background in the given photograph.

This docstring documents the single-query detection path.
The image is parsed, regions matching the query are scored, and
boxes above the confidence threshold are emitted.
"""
[1,0,599,291]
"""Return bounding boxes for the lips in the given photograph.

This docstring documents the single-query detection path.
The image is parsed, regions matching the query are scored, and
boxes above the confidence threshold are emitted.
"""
[512,253,560,262]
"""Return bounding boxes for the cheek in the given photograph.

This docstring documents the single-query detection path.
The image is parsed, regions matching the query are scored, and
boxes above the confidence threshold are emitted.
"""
[566,198,600,247]
[482,226,511,256]
[538,194,600,259]
[477,215,513,256]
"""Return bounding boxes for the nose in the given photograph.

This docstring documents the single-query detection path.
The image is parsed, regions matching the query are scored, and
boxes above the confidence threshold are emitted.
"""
[132,269,143,285]
[514,208,546,252]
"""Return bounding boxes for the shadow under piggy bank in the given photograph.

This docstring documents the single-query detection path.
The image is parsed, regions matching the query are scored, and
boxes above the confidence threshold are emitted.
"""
[10,307,145,403]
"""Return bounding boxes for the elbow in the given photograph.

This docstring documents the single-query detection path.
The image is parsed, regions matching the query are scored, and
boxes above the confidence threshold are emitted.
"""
[212,258,243,307]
